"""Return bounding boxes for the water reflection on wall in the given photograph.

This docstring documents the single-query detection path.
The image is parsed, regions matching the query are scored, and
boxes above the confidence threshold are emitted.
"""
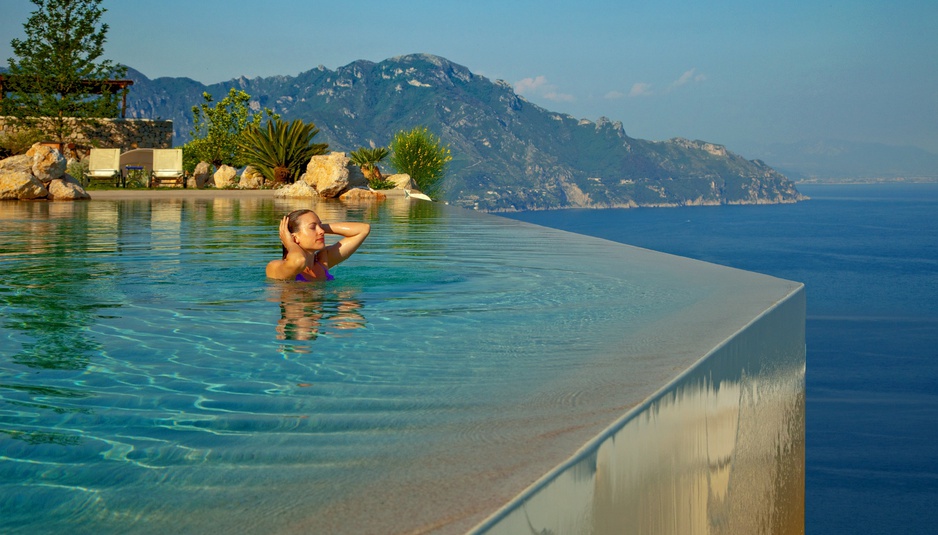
[478,289,805,535]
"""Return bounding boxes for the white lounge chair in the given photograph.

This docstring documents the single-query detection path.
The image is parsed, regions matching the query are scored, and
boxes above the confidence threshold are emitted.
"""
[87,148,121,186]
[150,148,184,188]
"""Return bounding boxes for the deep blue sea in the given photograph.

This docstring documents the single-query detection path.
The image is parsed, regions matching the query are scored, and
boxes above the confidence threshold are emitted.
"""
[503,183,938,535]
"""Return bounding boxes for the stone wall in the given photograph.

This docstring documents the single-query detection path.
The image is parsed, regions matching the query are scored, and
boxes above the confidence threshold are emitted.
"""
[0,117,173,153]
[477,287,806,534]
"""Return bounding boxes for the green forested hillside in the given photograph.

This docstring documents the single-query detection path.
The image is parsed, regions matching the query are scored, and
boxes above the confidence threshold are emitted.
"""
[123,54,805,211]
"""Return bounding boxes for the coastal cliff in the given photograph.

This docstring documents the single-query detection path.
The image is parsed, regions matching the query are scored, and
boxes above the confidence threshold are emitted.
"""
[124,54,805,211]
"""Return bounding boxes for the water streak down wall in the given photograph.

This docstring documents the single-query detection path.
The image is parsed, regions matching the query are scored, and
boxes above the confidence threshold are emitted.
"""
[475,286,806,535]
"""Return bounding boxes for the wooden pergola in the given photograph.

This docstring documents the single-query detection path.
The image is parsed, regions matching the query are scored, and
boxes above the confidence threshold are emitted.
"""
[0,76,134,118]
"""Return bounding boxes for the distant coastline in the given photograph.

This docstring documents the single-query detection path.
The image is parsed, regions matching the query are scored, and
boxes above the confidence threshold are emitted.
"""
[794,176,938,185]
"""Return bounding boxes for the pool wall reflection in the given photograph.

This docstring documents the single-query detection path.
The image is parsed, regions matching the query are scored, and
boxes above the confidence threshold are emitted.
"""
[476,287,805,535]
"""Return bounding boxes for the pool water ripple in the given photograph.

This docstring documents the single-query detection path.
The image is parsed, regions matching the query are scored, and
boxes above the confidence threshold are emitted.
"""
[0,196,780,534]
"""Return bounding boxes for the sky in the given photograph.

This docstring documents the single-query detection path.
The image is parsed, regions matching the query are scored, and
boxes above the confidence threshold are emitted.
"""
[2,0,937,156]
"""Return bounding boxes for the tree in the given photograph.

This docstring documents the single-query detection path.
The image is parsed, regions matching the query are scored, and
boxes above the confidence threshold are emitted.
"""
[1,0,127,143]
[389,127,452,197]
[238,117,328,184]
[185,88,276,168]
[349,146,389,182]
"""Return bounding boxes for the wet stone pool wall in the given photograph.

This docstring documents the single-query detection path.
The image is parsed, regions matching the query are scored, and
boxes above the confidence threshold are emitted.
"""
[475,287,805,534]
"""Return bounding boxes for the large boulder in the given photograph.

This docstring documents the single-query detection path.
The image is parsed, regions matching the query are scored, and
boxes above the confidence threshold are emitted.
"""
[386,173,417,190]
[213,164,238,188]
[239,165,265,189]
[305,152,350,198]
[26,143,66,182]
[0,154,33,175]
[346,163,368,189]
[274,180,318,198]
[0,169,49,200]
[339,187,387,202]
[47,173,90,200]
[190,161,212,189]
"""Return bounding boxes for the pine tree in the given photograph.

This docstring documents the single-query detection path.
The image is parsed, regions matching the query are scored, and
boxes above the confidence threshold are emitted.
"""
[1,0,126,143]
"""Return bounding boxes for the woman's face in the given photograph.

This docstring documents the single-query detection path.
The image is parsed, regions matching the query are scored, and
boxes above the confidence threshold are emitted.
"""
[292,212,326,251]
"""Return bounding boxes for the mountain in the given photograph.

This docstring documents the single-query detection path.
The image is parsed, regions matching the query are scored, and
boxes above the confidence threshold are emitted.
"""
[747,140,938,181]
[125,54,803,211]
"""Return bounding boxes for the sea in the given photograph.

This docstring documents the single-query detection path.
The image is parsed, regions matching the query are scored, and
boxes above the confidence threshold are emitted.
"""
[502,182,938,535]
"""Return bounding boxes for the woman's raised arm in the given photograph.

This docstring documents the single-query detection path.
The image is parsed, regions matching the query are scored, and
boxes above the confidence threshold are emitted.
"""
[321,222,371,268]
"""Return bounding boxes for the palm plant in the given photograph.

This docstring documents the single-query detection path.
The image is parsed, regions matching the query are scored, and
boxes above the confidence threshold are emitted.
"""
[238,117,328,184]
[349,146,390,182]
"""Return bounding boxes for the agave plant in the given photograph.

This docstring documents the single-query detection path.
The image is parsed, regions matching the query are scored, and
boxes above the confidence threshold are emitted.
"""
[349,146,389,182]
[238,118,328,184]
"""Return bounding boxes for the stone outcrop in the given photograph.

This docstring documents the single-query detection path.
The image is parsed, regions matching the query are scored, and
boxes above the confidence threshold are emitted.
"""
[339,187,387,202]
[305,152,351,198]
[0,169,48,200]
[386,173,417,190]
[239,166,264,189]
[274,180,318,198]
[0,154,32,175]
[293,152,373,199]
[190,161,212,189]
[0,144,90,200]
[47,174,91,200]
[213,165,237,188]
[26,144,67,181]
[346,164,368,189]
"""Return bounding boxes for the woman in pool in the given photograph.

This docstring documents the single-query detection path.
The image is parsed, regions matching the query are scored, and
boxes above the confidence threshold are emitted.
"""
[266,209,371,281]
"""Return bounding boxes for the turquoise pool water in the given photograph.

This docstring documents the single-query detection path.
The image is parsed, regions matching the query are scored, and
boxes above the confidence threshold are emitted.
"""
[0,196,801,534]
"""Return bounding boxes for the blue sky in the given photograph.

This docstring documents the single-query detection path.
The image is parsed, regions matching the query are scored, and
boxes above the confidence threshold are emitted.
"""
[2,0,936,155]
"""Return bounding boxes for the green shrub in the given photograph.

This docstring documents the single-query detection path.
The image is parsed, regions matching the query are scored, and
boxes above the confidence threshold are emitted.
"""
[238,117,328,184]
[0,127,44,157]
[187,89,276,168]
[389,127,452,197]
[66,158,88,185]
[181,140,203,174]
[367,177,397,190]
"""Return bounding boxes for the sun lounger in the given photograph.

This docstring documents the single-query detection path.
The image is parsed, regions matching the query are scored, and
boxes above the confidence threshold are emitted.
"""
[150,148,184,188]
[87,148,122,187]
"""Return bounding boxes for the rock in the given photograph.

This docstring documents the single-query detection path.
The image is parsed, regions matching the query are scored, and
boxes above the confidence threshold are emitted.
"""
[192,161,212,188]
[340,187,387,202]
[26,143,66,182]
[0,154,33,175]
[0,169,49,200]
[213,164,237,188]
[273,180,318,198]
[346,163,368,188]
[386,173,417,190]
[305,152,350,198]
[239,165,265,189]
[47,173,90,200]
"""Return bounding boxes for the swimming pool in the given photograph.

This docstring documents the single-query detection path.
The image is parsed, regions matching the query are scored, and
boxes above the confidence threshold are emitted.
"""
[0,195,803,533]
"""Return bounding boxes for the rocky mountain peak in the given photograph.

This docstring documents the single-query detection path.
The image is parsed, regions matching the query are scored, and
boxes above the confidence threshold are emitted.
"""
[119,54,804,211]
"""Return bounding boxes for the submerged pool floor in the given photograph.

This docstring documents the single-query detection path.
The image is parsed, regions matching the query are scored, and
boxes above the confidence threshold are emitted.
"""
[0,196,801,534]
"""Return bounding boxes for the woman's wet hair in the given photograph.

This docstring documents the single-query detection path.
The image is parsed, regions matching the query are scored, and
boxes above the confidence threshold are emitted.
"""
[282,209,317,259]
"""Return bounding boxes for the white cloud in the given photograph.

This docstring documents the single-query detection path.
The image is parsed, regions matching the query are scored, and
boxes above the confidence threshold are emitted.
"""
[604,90,625,99]
[514,75,575,103]
[544,91,575,102]
[514,75,549,95]
[628,82,654,97]
[670,68,706,90]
